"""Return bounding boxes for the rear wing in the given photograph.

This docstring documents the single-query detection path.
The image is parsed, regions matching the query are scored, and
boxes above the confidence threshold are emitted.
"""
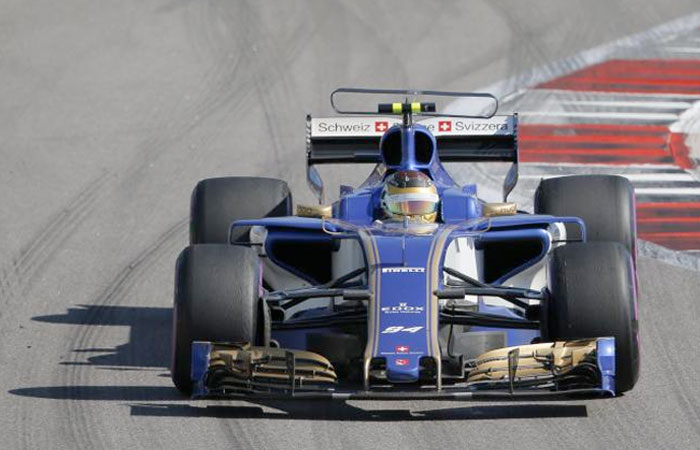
[306,114,518,165]
[305,114,519,203]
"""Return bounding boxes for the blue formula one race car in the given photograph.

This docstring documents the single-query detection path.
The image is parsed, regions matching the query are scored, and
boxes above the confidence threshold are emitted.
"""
[171,88,640,400]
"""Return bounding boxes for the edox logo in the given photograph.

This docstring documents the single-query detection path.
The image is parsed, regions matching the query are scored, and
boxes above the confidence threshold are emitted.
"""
[381,302,424,314]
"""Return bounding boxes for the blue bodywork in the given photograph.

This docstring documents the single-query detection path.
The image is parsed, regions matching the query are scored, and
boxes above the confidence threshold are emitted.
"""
[189,110,617,399]
[232,121,588,385]
[236,215,583,383]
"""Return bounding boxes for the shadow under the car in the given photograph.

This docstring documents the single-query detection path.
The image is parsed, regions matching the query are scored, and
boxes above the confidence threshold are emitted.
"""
[9,384,588,420]
[127,400,588,421]
[8,385,182,402]
[32,304,172,369]
[24,304,589,422]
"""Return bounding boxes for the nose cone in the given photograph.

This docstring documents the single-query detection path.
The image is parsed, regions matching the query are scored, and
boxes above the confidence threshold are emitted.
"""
[385,356,420,383]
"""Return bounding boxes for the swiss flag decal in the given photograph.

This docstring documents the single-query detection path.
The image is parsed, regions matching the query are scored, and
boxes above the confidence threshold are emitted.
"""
[438,120,452,132]
[375,121,389,132]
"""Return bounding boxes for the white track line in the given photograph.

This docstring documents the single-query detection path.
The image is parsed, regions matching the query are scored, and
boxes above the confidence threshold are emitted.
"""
[663,46,700,53]
[519,173,696,182]
[670,99,700,133]
[520,111,678,121]
[477,11,700,100]
[463,13,700,259]
[529,88,700,100]
[519,162,681,170]
[558,100,693,109]
[634,187,700,195]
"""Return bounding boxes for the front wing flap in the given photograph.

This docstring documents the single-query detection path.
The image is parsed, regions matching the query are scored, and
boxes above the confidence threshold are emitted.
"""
[191,338,616,399]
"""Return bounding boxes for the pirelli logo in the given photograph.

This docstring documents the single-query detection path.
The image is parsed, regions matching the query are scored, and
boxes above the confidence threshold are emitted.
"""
[381,267,426,273]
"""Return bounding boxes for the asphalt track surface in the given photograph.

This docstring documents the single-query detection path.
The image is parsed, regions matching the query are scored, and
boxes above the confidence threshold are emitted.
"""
[2,2,700,449]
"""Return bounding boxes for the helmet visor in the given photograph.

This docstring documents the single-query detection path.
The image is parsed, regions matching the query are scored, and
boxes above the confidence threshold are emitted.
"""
[384,192,439,216]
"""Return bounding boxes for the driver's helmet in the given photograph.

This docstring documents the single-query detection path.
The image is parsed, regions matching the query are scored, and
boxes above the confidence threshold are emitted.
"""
[380,170,439,223]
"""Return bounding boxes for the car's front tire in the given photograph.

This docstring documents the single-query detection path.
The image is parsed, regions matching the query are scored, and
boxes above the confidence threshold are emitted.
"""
[171,244,262,394]
[545,242,640,393]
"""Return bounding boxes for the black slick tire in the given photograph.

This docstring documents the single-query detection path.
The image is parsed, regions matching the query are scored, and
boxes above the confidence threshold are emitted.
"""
[535,175,636,258]
[171,244,261,394]
[190,177,292,244]
[545,242,640,393]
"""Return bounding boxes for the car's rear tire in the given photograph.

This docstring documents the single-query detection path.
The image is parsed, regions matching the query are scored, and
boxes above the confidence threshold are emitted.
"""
[171,244,262,394]
[535,175,636,258]
[545,242,640,393]
[190,177,292,244]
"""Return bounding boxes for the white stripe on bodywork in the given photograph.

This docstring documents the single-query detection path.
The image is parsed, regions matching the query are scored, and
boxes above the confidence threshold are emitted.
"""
[358,229,380,390]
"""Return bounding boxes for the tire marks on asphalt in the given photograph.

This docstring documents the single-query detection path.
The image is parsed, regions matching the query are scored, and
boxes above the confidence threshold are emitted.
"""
[196,1,318,176]
[643,294,700,439]
[0,173,110,318]
[60,218,187,450]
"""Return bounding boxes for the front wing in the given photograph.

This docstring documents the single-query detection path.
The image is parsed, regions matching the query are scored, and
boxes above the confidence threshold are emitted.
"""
[190,338,616,400]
